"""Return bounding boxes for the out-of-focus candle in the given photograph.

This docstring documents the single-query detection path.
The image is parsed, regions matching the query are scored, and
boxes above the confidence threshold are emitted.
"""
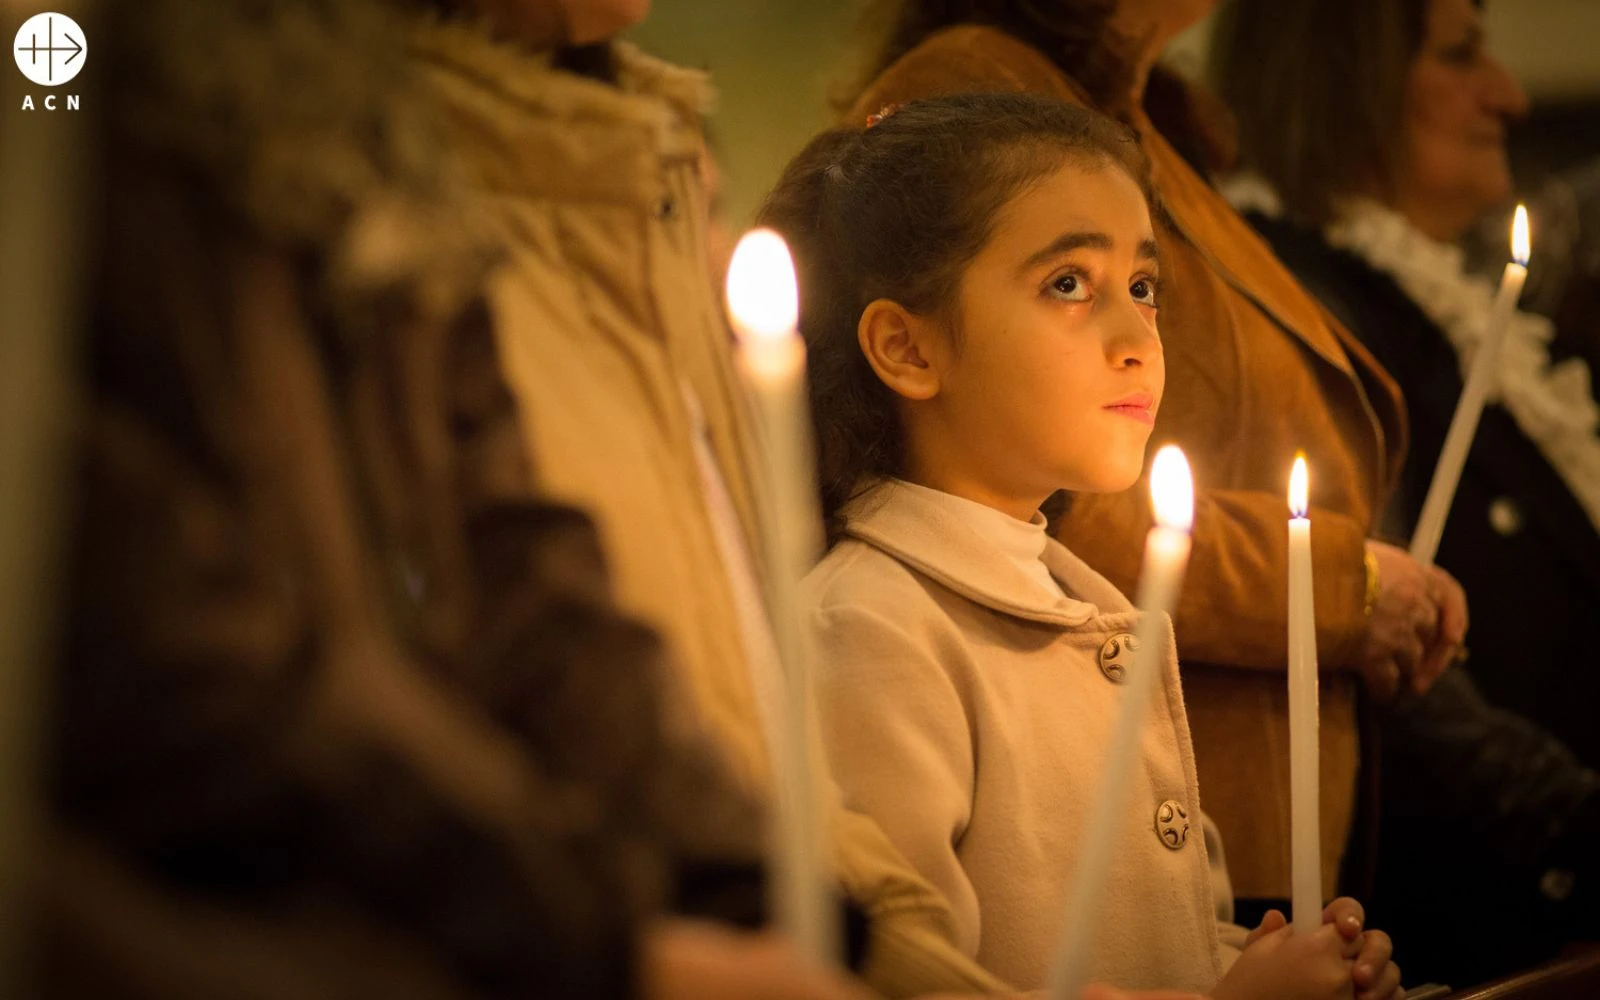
[1410,205,1531,566]
[1287,454,1321,934]
[724,228,837,966]
[1050,446,1195,1000]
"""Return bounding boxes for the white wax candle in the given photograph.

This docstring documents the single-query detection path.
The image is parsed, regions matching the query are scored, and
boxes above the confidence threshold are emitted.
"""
[1288,455,1321,934]
[1410,205,1531,567]
[1050,446,1194,1000]
[725,228,838,966]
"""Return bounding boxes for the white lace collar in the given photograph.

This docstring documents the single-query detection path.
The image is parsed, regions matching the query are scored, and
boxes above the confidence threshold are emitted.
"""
[1223,175,1600,535]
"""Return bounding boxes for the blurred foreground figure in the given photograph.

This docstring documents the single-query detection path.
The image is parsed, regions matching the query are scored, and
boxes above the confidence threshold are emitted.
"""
[26,1,866,996]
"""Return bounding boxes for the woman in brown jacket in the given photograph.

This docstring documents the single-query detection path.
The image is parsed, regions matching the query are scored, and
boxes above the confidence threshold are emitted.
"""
[842,0,1467,909]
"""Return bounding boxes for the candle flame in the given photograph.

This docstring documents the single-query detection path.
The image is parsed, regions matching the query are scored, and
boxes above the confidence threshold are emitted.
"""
[1512,204,1530,267]
[726,228,800,342]
[1289,453,1309,519]
[1150,445,1194,532]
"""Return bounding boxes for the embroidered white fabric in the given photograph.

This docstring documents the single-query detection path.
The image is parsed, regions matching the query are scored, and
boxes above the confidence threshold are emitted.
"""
[1223,174,1600,534]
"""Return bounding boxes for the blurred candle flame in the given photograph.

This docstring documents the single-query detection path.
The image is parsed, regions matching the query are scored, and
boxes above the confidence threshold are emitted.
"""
[1512,204,1530,267]
[726,228,800,342]
[1150,445,1194,532]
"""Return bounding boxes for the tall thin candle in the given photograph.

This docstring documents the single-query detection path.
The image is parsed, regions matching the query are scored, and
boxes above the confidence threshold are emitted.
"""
[1287,454,1321,933]
[1410,205,1531,566]
[1050,446,1195,1000]
[724,228,838,966]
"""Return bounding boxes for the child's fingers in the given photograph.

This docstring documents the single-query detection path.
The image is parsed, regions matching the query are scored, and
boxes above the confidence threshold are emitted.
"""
[1355,958,1401,1000]
[1322,896,1366,940]
[1244,908,1287,946]
[1077,986,1207,1000]
[1353,930,1394,986]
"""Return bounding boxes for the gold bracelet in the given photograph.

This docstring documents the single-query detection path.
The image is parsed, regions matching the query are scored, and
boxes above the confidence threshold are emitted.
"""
[1363,548,1381,617]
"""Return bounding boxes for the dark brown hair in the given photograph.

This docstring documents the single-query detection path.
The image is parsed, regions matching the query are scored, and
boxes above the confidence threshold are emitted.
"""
[1211,0,1475,225]
[756,92,1149,540]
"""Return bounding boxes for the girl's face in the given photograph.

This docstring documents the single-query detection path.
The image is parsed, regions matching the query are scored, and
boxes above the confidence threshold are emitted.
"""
[881,161,1164,514]
[1394,0,1528,240]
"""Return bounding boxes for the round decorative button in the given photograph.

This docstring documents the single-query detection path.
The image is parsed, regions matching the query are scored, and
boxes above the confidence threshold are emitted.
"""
[1097,633,1139,684]
[1155,799,1190,850]
[1541,868,1576,903]
[1488,496,1523,537]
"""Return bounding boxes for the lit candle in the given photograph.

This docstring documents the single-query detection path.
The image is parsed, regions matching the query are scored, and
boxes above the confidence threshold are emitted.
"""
[1287,454,1321,934]
[1410,205,1531,566]
[1050,446,1194,1000]
[724,228,837,965]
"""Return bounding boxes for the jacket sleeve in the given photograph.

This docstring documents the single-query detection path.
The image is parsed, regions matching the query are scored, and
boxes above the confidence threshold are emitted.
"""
[1201,810,1250,974]
[807,603,1002,994]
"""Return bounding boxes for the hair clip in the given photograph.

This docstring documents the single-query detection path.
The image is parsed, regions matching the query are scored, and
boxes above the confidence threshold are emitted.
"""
[865,102,904,128]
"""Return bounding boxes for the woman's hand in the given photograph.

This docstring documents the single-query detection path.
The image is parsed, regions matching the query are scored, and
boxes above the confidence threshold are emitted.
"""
[1355,541,1441,699]
[1414,564,1468,694]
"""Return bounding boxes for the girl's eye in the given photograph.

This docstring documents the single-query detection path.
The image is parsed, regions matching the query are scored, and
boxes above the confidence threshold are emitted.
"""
[1131,278,1159,307]
[1049,273,1090,301]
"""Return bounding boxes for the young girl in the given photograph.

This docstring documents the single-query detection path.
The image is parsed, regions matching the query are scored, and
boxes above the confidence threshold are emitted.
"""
[762,92,1403,999]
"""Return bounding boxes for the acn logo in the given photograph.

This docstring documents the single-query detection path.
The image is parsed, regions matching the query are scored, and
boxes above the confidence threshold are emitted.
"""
[13,12,86,87]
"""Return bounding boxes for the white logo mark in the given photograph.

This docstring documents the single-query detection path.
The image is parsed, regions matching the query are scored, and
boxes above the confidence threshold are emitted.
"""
[14,12,87,87]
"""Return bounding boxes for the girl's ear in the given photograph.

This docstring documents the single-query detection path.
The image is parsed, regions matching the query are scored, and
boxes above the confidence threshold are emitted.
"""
[858,299,944,401]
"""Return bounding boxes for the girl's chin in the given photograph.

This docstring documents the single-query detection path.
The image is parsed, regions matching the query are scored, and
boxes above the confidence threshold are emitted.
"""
[1058,464,1146,496]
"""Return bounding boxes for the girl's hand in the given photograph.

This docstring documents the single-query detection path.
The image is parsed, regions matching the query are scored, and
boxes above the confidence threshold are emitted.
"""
[1214,919,1355,1000]
[1320,898,1404,1000]
[1233,899,1402,1000]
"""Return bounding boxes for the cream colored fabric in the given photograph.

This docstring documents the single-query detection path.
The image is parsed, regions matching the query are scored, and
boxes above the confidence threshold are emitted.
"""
[804,479,1233,992]
[408,22,1008,996]
[894,480,1067,600]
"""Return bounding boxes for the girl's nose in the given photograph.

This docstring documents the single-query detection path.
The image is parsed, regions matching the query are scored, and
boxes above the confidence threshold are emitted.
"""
[1108,307,1162,369]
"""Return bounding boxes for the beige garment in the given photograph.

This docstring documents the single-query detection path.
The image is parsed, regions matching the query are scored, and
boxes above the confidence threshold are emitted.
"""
[804,479,1234,992]
[409,23,1008,996]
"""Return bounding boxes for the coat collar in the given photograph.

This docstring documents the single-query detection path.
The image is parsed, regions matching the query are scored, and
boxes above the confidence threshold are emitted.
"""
[840,479,1135,628]
[408,17,713,124]
[407,18,709,203]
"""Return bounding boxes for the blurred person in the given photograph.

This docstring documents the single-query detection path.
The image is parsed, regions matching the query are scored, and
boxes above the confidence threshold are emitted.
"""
[1215,0,1600,983]
[36,0,888,997]
[839,0,1463,932]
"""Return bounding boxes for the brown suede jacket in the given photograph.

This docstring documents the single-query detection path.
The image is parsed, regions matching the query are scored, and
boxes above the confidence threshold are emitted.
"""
[850,25,1408,899]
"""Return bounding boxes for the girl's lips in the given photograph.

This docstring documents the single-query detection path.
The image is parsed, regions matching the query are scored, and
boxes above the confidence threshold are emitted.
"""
[1104,393,1155,425]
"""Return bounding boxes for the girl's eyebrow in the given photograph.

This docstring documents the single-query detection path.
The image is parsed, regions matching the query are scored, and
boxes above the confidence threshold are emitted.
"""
[1018,231,1162,274]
